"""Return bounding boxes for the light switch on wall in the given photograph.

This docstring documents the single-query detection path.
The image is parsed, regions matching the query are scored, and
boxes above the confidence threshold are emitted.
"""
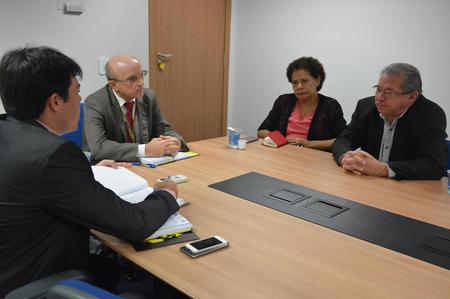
[57,0,85,12]
[57,0,65,9]
[98,57,108,76]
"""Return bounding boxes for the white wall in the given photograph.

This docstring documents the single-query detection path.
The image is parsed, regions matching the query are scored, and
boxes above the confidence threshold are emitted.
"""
[229,0,450,136]
[0,0,149,113]
[1,0,449,137]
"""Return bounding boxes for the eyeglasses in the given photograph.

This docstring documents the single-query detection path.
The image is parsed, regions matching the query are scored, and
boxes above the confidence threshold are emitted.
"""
[112,70,148,85]
[373,85,411,98]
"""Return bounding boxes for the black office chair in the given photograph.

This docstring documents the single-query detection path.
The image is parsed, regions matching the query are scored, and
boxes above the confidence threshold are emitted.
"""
[5,270,144,299]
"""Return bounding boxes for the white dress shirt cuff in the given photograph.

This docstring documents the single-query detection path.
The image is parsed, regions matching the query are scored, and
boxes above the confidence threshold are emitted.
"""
[386,163,396,178]
[137,144,146,157]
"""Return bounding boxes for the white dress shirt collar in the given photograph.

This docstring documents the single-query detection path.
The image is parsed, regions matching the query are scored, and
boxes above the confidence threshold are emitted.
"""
[35,119,60,135]
[112,90,135,107]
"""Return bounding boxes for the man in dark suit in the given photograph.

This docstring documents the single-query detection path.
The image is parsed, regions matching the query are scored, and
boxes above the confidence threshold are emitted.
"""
[83,54,188,162]
[332,63,447,180]
[0,46,180,296]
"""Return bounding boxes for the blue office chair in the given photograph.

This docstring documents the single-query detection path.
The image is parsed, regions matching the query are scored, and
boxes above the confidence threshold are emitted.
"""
[5,270,92,299]
[5,270,143,299]
[62,102,84,148]
[47,279,124,299]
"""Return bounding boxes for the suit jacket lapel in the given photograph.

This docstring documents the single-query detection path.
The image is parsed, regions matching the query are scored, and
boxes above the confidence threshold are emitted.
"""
[365,105,384,158]
[136,97,150,143]
[106,86,129,142]
[389,96,422,161]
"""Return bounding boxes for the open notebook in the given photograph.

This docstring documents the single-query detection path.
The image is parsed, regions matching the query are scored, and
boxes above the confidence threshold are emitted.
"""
[91,166,192,240]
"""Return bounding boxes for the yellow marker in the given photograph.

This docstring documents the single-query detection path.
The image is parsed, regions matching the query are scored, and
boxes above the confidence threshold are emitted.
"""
[145,231,186,244]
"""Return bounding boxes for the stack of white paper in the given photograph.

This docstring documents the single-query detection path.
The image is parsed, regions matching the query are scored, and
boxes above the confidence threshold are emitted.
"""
[92,166,192,238]
[146,212,192,239]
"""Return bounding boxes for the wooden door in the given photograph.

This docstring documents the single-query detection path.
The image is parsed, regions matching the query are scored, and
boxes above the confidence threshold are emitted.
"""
[149,0,230,142]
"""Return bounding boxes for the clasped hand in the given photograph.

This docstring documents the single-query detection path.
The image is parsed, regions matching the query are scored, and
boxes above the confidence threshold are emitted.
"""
[287,137,310,147]
[340,150,388,177]
[145,135,181,157]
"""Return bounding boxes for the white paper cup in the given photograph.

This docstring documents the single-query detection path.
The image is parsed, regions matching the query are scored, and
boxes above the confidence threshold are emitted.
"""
[238,139,247,150]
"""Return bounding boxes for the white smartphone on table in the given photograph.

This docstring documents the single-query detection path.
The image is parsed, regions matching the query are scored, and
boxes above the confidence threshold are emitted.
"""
[180,236,229,258]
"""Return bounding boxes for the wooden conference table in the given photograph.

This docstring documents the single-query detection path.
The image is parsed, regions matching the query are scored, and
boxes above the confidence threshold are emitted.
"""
[93,137,450,298]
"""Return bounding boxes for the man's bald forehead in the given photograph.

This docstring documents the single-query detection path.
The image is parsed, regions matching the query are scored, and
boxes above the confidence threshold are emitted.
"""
[108,55,139,66]
[105,55,140,79]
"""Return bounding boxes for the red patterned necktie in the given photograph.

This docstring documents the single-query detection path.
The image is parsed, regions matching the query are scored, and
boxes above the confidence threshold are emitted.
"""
[124,101,135,142]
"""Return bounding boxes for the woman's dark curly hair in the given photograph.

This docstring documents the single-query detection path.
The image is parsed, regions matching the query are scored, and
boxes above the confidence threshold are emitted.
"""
[286,57,325,91]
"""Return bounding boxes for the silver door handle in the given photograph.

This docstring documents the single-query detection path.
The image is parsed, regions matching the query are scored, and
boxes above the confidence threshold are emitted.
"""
[157,52,172,61]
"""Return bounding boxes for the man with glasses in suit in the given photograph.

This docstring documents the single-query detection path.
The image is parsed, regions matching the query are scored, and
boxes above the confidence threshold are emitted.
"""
[83,54,188,162]
[332,63,447,180]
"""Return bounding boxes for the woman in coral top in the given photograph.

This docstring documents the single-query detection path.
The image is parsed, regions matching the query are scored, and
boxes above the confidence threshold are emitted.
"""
[257,57,346,151]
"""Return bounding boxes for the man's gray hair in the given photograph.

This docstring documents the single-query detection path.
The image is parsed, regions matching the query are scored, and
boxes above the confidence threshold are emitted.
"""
[105,61,113,80]
[381,63,422,93]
